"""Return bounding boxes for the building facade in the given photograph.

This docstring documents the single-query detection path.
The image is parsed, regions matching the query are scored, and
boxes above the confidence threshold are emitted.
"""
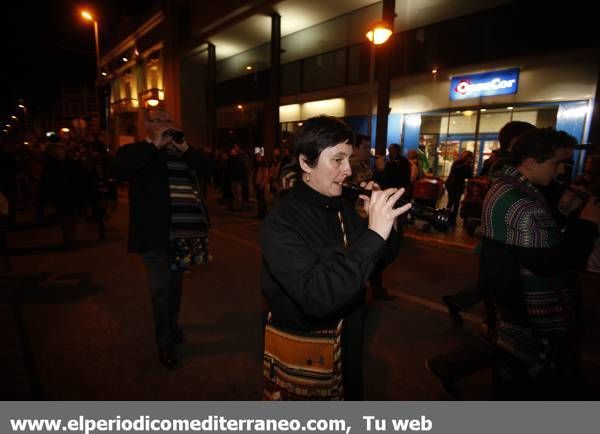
[100,0,599,176]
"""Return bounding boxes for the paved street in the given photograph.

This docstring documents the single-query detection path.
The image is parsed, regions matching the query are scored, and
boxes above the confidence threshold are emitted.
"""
[2,189,599,400]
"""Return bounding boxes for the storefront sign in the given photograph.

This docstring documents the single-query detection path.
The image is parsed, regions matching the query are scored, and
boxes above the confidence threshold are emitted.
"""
[450,68,519,100]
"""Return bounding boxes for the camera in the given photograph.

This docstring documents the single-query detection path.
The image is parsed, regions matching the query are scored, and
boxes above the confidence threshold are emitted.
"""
[162,128,185,145]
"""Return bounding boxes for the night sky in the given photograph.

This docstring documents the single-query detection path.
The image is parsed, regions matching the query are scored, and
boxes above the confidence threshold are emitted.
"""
[1,0,150,124]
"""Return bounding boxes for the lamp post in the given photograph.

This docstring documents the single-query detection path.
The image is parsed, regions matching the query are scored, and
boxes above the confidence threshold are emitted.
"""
[80,9,106,141]
[81,10,100,76]
[365,19,393,155]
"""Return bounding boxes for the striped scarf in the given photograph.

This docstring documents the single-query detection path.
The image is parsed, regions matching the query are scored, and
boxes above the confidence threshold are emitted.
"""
[167,148,210,271]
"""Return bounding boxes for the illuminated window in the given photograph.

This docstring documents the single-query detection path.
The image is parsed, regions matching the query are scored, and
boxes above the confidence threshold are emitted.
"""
[146,51,163,91]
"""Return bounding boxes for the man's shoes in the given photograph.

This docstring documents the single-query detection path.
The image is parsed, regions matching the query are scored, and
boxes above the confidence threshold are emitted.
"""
[442,295,463,326]
[158,347,180,370]
[425,357,462,400]
[172,327,185,345]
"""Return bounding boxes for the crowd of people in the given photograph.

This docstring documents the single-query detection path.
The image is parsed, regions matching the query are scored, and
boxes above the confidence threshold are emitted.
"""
[2,109,600,401]
[0,133,117,256]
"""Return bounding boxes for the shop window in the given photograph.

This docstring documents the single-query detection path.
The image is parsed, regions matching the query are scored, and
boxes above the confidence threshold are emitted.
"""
[482,139,500,162]
[121,71,135,100]
[479,111,511,133]
[536,108,558,128]
[511,110,537,125]
[420,115,442,134]
[146,54,163,91]
[441,112,477,134]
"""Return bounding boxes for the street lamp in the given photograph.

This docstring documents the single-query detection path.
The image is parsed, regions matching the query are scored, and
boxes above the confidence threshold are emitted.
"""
[366,20,393,45]
[365,20,393,148]
[80,8,107,143]
[81,10,100,76]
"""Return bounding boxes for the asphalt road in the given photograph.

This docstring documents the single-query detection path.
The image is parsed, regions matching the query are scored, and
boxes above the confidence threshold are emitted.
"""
[2,190,598,400]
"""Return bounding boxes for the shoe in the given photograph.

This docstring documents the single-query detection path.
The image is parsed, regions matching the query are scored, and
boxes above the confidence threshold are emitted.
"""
[158,347,180,370]
[425,357,462,400]
[172,327,185,345]
[442,295,463,326]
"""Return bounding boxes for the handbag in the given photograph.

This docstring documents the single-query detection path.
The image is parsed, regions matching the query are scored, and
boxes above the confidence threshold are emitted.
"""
[263,314,344,400]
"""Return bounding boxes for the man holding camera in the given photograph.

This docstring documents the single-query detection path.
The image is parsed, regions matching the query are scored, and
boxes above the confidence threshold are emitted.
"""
[114,108,210,369]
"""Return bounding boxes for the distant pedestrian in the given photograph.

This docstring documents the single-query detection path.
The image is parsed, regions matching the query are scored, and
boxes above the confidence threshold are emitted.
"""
[252,152,269,218]
[40,143,81,250]
[445,150,474,225]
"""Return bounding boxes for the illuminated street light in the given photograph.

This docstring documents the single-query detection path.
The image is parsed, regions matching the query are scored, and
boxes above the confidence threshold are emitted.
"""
[79,8,105,140]
[11,115,17,120]
[147,99,159,107]
[122,57,129,62]
[18,104,25,109]
[81,10,93,21]
[365,19,393,143]
[80,9,100,76]
[366,20,393,45]
[61,127,71,133]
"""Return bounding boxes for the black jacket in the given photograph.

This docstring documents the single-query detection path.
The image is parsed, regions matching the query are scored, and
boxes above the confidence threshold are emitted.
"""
[260,180,401,399]
[113,141,208,253]
[446,158,473,192]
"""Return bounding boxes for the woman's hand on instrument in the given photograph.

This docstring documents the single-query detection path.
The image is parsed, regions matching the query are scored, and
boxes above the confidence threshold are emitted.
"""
[358,181,378,216]
[367,187,411,240]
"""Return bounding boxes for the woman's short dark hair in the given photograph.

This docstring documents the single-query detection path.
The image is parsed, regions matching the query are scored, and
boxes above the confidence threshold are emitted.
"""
[511,127,577,166]
[295,115,355,167]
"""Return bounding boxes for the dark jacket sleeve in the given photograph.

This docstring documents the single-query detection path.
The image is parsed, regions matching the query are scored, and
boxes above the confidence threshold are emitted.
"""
[345,204,401,267]
[515,219,599,276]
[261,216,386,319]
[112,141,158,180]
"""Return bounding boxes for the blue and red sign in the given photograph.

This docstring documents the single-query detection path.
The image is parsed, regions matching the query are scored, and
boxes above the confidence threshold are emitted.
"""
[450,68,519,100]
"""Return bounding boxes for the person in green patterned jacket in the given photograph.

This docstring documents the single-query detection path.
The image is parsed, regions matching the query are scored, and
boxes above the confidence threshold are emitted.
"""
[479,127,600,399]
